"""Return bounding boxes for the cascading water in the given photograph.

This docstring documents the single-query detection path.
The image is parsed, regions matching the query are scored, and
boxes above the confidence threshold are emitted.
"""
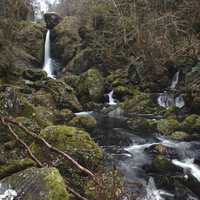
[108,90,117,106]
[43,30,54,78]
[170,71,180,90]
[157,71,185,108]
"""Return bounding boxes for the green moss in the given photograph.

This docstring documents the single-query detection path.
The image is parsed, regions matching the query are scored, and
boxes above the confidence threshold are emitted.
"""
[121,91,157,114]
[1,167,69,200]
[23,68,47,81]
[78,69,105,102]
[157,117,180,135]
[33,106,54,128]
[152,155,175,173]
[0,159,36,179]
[31,125,103,171]
[54,109,75,125]
[181,114,200,132]
[68,115,97,131]
[170,131,190,141]
[44,168,69,200]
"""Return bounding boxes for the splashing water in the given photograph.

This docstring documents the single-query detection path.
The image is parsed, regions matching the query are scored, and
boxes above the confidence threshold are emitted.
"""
[0,184,17,200]
[108,90,117,106]
[157,91,174,108]
[43,30,54,78]
[175,95,185,108]
[140,177,173,200]
[172,159,200,182]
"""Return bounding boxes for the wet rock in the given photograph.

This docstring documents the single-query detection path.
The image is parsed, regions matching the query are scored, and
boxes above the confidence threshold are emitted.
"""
[147,155,181,174]
[44,12,62,29]
[145,144,177,159]
[0,167,69,200]
[68,115,97,132]
[31,125,103,171]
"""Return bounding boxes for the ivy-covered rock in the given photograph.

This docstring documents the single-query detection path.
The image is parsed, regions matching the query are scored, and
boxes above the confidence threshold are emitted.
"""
[0,167,69,200]
[31,125,103,171]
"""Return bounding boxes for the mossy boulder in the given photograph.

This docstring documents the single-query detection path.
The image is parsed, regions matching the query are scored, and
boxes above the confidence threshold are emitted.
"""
[33,106,54,128]
[31,125,103,171]
[127,117,157,133]
[45,79,82,112]
[170,131,190,141]
[181,114,200,133]
[0,86,36,117]
[78,69,105,102]
[32,91,55,109]
[0,159,36,179]
[157,117,180,135]
[0,167,69,200]
[114,85,132,100]
[150,155,178,173]
[121,91,157,114]
[23,68,47,81]
[68,115,97,131]
[54,109,75,124]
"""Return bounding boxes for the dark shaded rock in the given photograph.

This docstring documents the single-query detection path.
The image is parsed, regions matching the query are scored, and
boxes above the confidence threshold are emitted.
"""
[44,12,62,29]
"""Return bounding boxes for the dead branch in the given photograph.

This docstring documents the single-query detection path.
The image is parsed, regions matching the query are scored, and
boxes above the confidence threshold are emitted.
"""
[0,117,43,168]
[67,185,90,200]
[2,116,95,179]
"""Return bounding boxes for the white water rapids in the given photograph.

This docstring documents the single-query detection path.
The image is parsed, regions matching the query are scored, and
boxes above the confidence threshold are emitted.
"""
[43,30,54,78]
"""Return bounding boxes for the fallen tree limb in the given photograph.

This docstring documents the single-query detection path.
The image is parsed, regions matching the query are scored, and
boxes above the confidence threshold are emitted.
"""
[2,116,95,179]
[0,117,43,168]
[67,185,90,200]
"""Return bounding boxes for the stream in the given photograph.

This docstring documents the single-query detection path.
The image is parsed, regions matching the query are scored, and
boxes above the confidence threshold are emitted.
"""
[89,110,200,200]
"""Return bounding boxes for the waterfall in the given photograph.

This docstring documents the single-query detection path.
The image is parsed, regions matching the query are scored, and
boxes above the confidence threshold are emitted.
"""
[157,71,185,108]
[170,71,180,89]
[43,30,54,78]
[108,90,117,106]
[175,95,185,108]
[157,91,174,108]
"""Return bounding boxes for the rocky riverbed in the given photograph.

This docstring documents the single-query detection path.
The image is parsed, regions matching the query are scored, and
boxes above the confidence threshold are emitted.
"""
[1,0,200,199]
